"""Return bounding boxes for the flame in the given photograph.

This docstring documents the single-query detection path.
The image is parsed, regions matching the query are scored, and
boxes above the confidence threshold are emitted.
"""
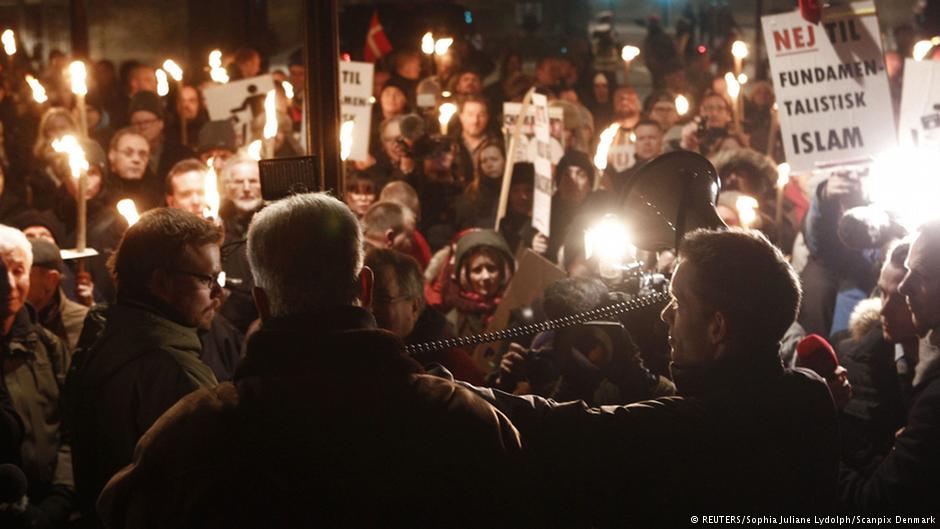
[438,102,457,132]
[434,37,453,56]
[247,140,262,161]
[620,45,640,62]
[208,49,229,83]
[25,75,47,103]
[737,73,748,85]
[1,30,14,55]
[282,81,294,100]
[776,163,791,189]
[735,196,759,228]
[421,32,435,55]
[340,120,355,161]
[69,61,87,96]
[208,49,222,69]
[51,135,88,179]
[204,158,220,219]
[724,72,740,99]
[731,40,748,59]
[593,123,620,170]
[263,89,277,140]
[675,94,689,116]
[117,199,140,226]
[156,69,169,96]
[913,40,934,61]
[162,59,183,82]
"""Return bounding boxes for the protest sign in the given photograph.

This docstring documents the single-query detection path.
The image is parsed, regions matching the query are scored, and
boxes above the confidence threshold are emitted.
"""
[339,61,375,162]
[898,58,940,149]
[502,102,565,165]
[203,74,276,145]
[531,93,553,236]
[761,1,895,171]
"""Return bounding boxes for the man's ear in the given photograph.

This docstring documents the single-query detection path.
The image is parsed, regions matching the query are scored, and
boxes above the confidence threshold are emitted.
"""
[252,286,271,320]
[147,269,171,304]
[709,310,729,345]
[358,266,374,309]
[46,269,62,291]
[383,229,395,248]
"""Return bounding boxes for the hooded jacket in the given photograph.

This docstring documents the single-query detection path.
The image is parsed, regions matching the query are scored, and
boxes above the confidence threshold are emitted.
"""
[97,306,523,529]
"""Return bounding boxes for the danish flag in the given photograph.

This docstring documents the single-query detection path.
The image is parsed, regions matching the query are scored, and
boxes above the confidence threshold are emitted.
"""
[363,10,393,62]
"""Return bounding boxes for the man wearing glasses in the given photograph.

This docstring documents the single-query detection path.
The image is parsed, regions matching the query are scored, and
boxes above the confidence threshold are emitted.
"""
[65,208,221,524]
[128,90,193,181]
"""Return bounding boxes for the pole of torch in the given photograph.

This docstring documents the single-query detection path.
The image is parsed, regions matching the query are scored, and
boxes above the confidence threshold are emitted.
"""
[76,168,87,253]
[495,86,536,229]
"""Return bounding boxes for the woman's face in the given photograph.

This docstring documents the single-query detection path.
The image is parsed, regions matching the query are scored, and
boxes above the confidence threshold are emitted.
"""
[559,165,591,203]
[478,146,505,179]
[380,86,407,116]
[64,165,103,200]
[468,251,502,298]
[45,115,75,143]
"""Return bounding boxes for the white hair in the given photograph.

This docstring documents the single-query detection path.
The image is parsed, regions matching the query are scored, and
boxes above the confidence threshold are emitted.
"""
[219,152,258,184]
[0,225,32,270]
[247,192,363,317]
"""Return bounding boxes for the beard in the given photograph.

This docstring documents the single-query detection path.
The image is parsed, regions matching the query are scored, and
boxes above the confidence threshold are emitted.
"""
[232,196,263,214]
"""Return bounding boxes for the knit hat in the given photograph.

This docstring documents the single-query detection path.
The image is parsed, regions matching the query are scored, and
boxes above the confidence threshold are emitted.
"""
[197,120,237,154]
[30,238,65,272]
[128,90,165,121]
[795,334,839,379]
[454,229,515,287]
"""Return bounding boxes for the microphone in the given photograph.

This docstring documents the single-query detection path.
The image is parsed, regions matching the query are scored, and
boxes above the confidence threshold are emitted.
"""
[794,334,839,380]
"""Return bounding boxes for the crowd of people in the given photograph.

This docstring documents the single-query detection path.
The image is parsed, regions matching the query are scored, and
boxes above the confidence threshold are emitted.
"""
[0,5,935,528]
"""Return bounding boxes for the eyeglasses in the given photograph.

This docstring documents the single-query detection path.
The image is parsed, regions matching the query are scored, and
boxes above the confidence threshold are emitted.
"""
[167,268,224,291]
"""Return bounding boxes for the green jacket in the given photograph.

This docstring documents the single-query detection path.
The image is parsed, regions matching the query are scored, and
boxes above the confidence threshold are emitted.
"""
[1,304,74,520]
[65,298,217,519]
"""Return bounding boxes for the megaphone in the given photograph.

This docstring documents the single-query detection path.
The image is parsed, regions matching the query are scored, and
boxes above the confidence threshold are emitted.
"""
[620,151,727,251]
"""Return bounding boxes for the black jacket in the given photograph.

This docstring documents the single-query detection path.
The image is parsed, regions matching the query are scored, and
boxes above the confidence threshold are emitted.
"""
[97,306,524,528]
[469,352,840,526]
[840,334,940,515]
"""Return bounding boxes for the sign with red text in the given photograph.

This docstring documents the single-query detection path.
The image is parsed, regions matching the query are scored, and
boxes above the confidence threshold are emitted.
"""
[761,2,895,171]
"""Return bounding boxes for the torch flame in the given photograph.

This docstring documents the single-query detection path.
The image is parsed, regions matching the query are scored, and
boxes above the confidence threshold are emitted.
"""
[340,120,355,161]
[735,196,759,228]
[593,123,621,170]
[209,49,222,69]
[116,199,140,226]
[69,61,87,96]
[776,163,791,189]
[731,40,749,59]
[434,37,453,56]
[724,72,740,99]
[675,94,689,116]
[247,140,262,161]
[913,40,934,61]
[1,30,14,56]
[263,89,278,140]
[282,81,294,100]
[438,102,457,133]
[208,50,229,83]
[51,135,88,179]
[156,69,169,97]
[621,45,640,62]
[162,59,183,82]
[204,158,220,219]
[737,73,748,85]
[25,75,47,104]
[421,32,435,55]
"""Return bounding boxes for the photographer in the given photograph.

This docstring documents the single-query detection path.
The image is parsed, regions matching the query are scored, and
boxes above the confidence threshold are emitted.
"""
[496,277,675,406]
[680,90,736,155]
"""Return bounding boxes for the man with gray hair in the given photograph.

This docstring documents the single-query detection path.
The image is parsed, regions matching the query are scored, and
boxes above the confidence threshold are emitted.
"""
[217,152,261,332]
[98,192,523,528]
[0,224,75,526]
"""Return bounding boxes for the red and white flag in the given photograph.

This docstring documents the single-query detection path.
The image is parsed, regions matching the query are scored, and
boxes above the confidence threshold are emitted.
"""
[363,10,393,62]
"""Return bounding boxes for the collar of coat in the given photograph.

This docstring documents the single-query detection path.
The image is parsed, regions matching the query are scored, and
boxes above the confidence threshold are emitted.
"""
[669,347,785,401]
[234,306,425,383]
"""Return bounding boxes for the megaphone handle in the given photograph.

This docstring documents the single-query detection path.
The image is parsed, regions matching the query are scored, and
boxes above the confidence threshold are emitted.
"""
[405,291,670,355]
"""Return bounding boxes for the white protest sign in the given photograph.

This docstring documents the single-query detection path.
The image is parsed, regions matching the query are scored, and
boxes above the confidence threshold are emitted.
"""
[761,1,895,171]
[502,102,564,165]
[340,61,375,162]
[531,93,552,236]
[898,58,940,149]
[203,75,276,146]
